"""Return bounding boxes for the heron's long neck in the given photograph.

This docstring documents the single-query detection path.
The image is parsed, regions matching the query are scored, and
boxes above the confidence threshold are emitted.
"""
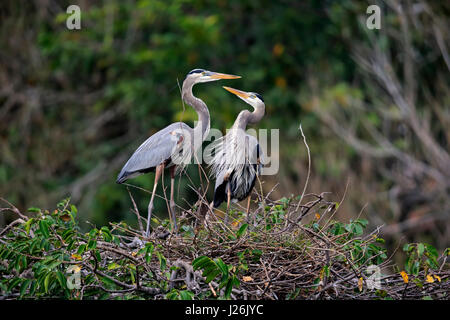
[182,80,210,140]
[233,102,265,130]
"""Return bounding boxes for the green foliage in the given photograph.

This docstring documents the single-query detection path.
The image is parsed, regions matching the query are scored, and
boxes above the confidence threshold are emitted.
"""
[0,199,170,299]
[166,289,194,300]
[403,243,441,275]
[192,256,240,299]
[0,197,449,300]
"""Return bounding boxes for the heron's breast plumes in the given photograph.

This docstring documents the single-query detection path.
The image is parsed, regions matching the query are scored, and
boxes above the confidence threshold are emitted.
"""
[209,128,261,191]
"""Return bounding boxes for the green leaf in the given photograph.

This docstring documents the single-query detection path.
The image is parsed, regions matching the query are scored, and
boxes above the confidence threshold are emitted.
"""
[19,279,31,297]
[215,258,229,279]
[192,256,213,270]
[87,239,97,250]
[77,244,87,255]
[100,226,112,242]
[236,224,248,238]
[204,269,221,283]
[29,280,37,296]
[179,290,194,300]
[145,243,154,263]
[251,249,262,261]
[413,278,423,288]
[47,260,62,270]
[44,273,51,293]
[426,258,439,270]
[356,219,368,227]
[129,268,136,284]
[156,252,166,270]
[38,220,50,238]
[56,271,67,288]
[7,278,22,292]
[166,290,178,300]
[24,218,34,234]
[70,204,78,216]
[323,265,330,277]
[425,244,438,259]
[353,223,363,235]
[108,262,121,270]
[417,243,425,257]
[411,261,420,275]
[224,278,234,299]
[100,276,116,287]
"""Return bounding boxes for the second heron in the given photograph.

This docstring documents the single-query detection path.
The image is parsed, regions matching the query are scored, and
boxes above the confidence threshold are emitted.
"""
[210,86,265,223]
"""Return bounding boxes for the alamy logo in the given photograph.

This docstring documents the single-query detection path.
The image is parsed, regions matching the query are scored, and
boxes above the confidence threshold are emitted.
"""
[366,5,381,30]
[168,124,280,175]
[66,265,81,289]
[366,265,382,289]
[66,5,81,30]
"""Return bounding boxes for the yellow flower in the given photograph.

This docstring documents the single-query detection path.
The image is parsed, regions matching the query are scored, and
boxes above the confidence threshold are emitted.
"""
[242,276,253,282]
[400,271,408,283]
[433,275,441,282]
[315,213,321,220]
[425,274,435,283]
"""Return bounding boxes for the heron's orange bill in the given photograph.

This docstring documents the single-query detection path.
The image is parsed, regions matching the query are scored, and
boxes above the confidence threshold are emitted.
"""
[209,72,241,79]
[222,86,250,99]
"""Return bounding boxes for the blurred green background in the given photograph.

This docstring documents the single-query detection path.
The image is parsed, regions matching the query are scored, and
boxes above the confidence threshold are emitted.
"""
[0,0,449,255]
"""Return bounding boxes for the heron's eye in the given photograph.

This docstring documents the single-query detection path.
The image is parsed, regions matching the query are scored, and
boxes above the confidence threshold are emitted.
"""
[202,72,206,76]
[251,94,256,99]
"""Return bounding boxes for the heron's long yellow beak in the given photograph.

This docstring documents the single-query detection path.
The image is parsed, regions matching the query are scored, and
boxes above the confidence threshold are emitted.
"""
[209,72,241,79]
[222,86,250,99]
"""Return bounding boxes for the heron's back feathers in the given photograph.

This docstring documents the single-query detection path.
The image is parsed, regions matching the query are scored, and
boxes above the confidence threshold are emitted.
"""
[116,122,193,183]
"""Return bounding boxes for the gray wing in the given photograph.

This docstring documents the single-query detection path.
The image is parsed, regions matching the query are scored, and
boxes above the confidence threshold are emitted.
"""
[116,122,191,183]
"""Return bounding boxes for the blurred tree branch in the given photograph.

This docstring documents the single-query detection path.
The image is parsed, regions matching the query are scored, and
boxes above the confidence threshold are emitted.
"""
[314,0,450,248]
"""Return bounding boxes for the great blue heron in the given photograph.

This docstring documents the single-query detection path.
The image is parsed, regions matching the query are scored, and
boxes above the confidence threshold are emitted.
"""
[116,69,241,236]
[210,86,265,223]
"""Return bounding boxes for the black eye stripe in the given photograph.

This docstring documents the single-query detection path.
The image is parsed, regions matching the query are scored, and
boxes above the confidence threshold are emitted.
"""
[188,69,205,75]
[254,93,264,102]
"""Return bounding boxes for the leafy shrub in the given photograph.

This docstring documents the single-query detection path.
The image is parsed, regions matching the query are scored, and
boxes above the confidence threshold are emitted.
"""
[0,195,448,300]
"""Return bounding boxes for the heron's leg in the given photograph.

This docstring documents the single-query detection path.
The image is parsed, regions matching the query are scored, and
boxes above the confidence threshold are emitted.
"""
[225,183,231,224]
[169,166,177,232]
[146,163,164,237]
[246,196,251,225]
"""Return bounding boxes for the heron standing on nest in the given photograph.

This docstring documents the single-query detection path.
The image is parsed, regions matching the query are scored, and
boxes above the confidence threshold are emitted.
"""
[210,86,265,224]
[116,69,241,236]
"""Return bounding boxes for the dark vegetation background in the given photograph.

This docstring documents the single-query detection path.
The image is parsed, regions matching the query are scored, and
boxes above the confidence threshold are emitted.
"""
[0,0,449,262]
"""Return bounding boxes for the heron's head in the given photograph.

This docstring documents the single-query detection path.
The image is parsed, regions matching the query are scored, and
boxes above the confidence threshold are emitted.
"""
[186,69,241,83]
[222,86,264,109]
